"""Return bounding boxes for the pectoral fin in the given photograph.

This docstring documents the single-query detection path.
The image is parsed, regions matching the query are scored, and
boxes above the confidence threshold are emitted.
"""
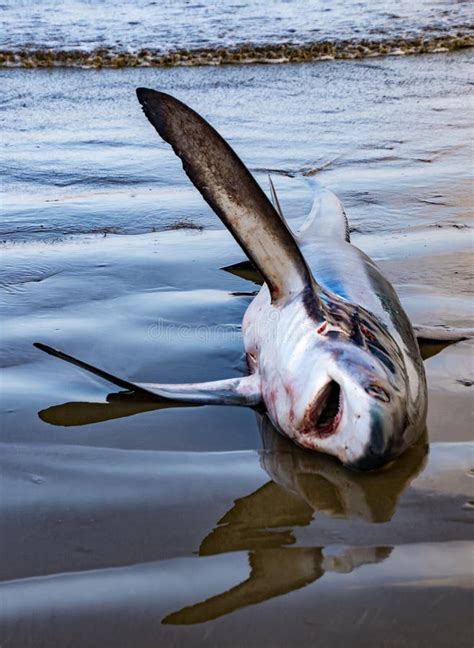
[138,374,261,406]
[413,325,474,360]
[221,259,263,285]
[34,343,261,406]
[136,88,320,307]
[414,324,474,342]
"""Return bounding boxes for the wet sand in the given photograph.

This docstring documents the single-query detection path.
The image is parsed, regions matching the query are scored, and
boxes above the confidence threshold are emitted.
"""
[0,51,473,647]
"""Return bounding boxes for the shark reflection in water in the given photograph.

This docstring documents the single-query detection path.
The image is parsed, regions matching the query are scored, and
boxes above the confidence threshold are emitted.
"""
[39,396,427,625]
[163,416,427,625]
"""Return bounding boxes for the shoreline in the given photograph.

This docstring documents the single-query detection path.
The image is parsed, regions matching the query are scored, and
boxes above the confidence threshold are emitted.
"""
[1,34,473,69]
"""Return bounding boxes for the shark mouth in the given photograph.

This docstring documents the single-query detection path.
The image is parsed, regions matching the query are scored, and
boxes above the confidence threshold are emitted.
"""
[302,380,343,439]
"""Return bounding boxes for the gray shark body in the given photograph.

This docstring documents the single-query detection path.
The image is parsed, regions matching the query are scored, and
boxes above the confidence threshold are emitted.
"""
[35,89,473,469]
[242,186,426,467]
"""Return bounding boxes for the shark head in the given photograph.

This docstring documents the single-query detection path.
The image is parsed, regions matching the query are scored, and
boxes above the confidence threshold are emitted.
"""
[292,342,409,469]
[262,295,418,470]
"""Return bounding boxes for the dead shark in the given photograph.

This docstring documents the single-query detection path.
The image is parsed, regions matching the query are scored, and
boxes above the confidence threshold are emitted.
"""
[34,89,473,469]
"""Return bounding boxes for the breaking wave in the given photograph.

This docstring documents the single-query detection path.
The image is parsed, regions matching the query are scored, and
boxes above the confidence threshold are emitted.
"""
[1,33,472,68]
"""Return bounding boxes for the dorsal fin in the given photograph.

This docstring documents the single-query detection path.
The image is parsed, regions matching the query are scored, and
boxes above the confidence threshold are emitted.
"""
[136,88,317,303]
[298,180,350,243]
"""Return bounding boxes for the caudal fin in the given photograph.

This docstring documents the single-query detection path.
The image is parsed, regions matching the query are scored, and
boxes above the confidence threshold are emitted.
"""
[136,88,319,305]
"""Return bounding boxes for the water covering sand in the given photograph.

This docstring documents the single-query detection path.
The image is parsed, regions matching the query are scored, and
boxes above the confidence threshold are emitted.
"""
[0,49,473,647]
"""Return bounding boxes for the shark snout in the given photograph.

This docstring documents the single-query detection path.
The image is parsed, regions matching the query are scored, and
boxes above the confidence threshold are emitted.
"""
[348,447,388,471]
[347,405,397,471]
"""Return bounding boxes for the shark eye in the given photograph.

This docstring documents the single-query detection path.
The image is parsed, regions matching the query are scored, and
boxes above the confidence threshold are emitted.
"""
[366,384,390,402]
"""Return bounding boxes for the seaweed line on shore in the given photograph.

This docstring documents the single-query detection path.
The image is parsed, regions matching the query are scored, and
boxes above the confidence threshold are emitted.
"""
[1,33,473,68]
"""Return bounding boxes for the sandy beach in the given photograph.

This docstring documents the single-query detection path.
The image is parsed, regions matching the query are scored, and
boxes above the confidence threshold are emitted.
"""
[1,42,473,648]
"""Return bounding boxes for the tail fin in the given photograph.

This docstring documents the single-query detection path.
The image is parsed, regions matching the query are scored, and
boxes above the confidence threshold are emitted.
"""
[136,88,320,307]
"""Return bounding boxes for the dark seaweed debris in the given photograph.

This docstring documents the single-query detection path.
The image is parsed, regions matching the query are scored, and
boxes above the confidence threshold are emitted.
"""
[1,33,472,68]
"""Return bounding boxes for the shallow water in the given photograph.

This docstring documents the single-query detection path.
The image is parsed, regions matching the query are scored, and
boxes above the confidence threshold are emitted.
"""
[2,53,473,241]
[2,0,472,52]
[1,51,473,646]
